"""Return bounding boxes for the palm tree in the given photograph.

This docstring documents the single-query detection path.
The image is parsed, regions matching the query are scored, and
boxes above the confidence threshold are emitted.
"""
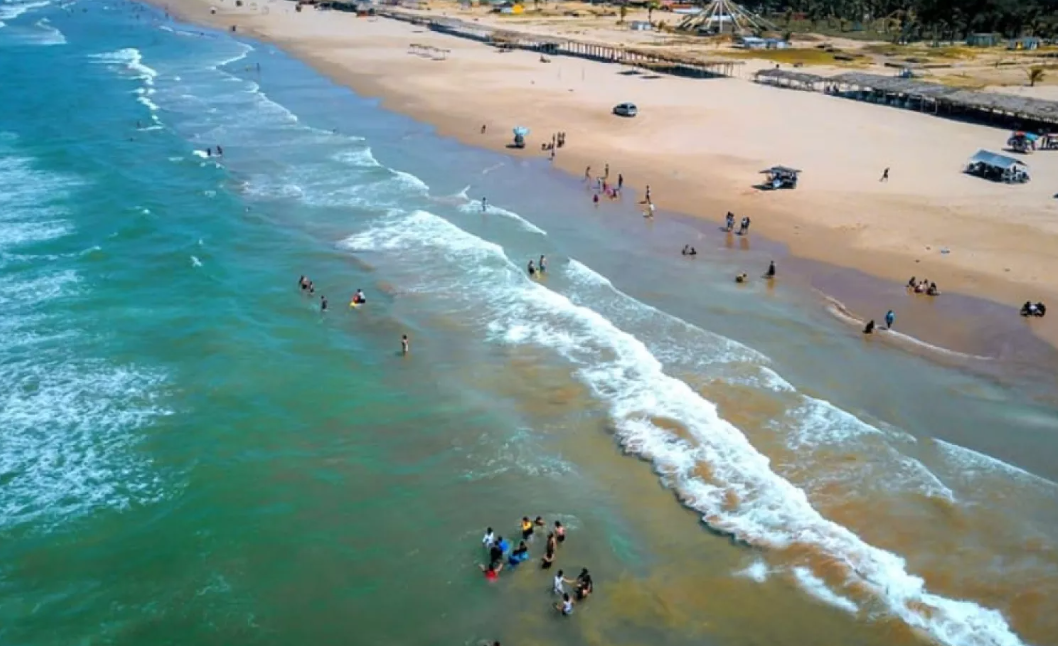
[1027,66,1046,87]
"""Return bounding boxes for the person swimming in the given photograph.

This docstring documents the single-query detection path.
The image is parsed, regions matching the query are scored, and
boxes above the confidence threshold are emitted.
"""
[480,562,502,581]
[351,289,366,305]
[553,570,572,595]
[508,541,529,567]
[298,275,308,290]
[527,260,536,277]
[554,593,574,616]
[521,516,534,540]
[735,272,748,284]
[541,532,556,569]
[554,520,565,544]
[575,568,593,600]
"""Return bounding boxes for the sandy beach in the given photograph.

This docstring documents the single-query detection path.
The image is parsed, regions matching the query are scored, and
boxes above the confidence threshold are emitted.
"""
[154,0,1058,348]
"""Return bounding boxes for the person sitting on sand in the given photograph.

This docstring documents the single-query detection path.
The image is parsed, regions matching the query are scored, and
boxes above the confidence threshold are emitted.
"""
[927,282,940,296]
[735,272,748,284]
[863,319,876,334]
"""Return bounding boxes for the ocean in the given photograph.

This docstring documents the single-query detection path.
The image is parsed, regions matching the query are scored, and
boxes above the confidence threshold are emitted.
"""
[1,2,1056,646]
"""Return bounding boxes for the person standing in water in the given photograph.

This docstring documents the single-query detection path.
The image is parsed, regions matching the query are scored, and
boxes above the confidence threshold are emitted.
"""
[885,309,895,330]
[401,334,409,355]
[527,259,537,277]
[764,261,776,279]
[481,197,488,212]
[538,255,546,274]
[320,295,328,311]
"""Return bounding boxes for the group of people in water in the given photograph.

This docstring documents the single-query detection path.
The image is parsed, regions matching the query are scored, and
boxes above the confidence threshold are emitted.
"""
[1021,301,1048,318]
[907,276,941,296]
[479,517,593,617]
[297,276,409,353]
[863,309,896,335]
[527,255,547,277]
[725,212,752,235]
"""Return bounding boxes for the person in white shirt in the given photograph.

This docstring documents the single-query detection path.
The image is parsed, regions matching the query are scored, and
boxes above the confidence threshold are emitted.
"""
[482,527,495,549]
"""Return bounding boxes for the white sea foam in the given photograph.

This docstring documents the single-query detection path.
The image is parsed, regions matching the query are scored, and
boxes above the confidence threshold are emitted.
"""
[343,209,1029,646]
[0,143,172,532]
[460,199,547,235]
[734,559,770,583]
[0,0,53,23]
[792,567,859,614]
[28,17,65,45]
[935,439,1057,490]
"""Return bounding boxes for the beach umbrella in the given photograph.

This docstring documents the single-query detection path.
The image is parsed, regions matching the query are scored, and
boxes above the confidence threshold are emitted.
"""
[513,126,530,137]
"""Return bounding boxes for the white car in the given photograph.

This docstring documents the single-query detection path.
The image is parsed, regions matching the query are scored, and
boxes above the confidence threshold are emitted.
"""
[612,102,638,117]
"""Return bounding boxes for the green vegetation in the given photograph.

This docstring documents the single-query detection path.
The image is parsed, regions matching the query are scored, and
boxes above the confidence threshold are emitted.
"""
[759,0,1058,42]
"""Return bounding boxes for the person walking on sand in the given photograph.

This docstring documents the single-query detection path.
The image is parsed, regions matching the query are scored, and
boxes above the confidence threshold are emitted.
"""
[481,124,487,134]
[604,163,609,179]
[644,185,651,203]
[402,334,410,355]
[584,166,591,181]
[726,212,735,232]
[617,173,624,192]
[880,167,889,182]
[885,309,895,330]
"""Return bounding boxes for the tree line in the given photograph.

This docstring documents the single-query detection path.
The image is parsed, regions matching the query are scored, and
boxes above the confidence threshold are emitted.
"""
[750,0,1058,40]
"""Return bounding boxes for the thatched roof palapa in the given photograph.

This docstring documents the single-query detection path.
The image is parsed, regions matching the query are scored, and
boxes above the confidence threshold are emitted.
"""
[830,72,1058,123]
[754,68,826,85]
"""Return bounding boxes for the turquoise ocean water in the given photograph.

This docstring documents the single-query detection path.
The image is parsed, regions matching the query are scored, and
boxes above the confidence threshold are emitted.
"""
[2,2,1057,646]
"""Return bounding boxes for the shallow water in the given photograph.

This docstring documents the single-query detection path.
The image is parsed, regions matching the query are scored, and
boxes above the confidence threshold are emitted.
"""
[1,3,1056,646]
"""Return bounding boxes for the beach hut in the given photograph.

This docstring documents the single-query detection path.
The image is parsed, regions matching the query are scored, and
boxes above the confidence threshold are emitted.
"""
[964,150,1029,183]
[966,33,999,47]
[1008,37,1041,51]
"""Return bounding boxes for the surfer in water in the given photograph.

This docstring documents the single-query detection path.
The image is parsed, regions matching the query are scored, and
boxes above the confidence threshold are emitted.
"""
[527,260,537,277]
[351,289,366,305]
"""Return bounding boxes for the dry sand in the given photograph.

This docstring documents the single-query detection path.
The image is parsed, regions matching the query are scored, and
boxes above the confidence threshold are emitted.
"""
[157,0,1058,347]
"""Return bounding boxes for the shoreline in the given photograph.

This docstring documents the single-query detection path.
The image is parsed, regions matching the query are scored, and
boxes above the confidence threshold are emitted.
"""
[149,0,1058,352]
